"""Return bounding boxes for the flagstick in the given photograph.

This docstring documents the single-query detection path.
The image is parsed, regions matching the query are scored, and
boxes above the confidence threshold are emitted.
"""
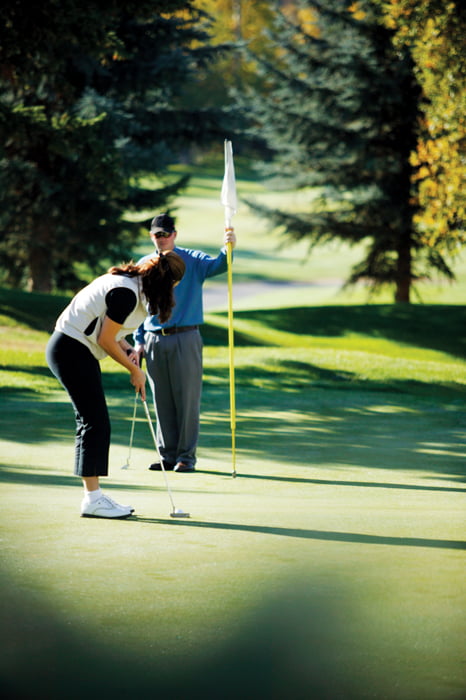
[226,236,236,477]
[222,139,238,478]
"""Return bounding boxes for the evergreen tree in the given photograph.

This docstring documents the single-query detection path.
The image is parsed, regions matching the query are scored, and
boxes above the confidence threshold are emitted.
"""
[379,0,465,256]
[0,1,228,291]
[240,0,439,303]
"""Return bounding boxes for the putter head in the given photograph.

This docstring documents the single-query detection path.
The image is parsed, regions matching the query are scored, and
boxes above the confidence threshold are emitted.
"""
[170,510,190,518]
[121,463,129,470]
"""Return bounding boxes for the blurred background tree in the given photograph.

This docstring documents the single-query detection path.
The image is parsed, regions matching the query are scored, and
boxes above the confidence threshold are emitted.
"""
[233,0,464,303]
[237,0,425,302]
[187,0,277,119]
[0,0,463,300]
[0,0,229,292]
[379,0,465,255]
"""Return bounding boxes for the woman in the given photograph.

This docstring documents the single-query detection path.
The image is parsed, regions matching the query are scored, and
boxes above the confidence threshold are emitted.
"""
[46,251,185,519]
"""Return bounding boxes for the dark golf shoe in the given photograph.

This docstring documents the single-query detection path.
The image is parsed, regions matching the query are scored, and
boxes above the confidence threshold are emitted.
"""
[174,462,195,473]
[148,461,175,471]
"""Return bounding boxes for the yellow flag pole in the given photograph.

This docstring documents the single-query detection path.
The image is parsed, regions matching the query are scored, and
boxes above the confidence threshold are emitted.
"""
[226,239,236,477]
[221,139,237,477]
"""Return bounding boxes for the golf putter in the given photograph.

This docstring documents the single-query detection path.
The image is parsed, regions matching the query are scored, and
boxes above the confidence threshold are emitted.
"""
[121,391,138,469]
[141,398,190,518]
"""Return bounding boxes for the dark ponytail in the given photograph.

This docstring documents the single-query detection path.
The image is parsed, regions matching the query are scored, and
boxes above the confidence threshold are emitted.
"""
[109,252,185,322]
[139,251,185,322]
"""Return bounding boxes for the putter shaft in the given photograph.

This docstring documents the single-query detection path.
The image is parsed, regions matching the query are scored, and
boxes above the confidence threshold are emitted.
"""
[122,391,138,469]
[142,398,189,518]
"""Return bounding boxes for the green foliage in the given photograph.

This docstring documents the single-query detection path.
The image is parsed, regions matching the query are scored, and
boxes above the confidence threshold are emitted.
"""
[237,0,458,303]
[379,0,466,252]
[190,1,280,102]
[0,0,229,292]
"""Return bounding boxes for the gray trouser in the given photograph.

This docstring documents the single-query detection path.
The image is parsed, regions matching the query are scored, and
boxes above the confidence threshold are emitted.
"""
[144,329,203,467]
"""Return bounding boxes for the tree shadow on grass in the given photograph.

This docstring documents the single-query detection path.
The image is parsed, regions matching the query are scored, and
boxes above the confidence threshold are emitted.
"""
[1,567,436,700]
[211,304,466,358]
[132,517,466,551]
[200,365,466,481]
[204,358,466,401]
[0,364,52,380]
[204,359,357,389]
[0,465,167,497]
[201,321,263,347]
[224,403,466,480]
[1,460,463,499]
[2,362,465,481]
[195,470,466,493]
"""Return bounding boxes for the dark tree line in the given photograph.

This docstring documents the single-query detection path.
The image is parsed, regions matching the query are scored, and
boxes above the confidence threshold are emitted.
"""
[236,0,463,303]
[0,0,231,292]
[1,0,463,302]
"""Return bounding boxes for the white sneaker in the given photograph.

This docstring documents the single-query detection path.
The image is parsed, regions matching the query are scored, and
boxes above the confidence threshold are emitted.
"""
[104,494,135,514]
[81,494,134,519]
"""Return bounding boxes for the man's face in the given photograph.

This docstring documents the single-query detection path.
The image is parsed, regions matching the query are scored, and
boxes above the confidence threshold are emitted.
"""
[150,230,176,252]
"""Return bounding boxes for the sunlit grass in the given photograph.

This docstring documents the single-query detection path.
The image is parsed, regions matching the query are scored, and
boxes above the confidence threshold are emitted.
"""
[1,162,465,700]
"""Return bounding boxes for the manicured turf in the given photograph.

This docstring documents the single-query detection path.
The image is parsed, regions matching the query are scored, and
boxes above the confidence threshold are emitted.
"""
[1,308,465,699]
[1,390,465,698]
[1,163,465,698]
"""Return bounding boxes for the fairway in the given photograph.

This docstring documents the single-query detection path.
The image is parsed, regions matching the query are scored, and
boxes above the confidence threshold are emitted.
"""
[1,165,466,699]
[1,330,465,699]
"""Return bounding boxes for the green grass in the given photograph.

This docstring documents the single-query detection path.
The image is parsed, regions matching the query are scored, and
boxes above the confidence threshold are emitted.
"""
[1,162,465,699]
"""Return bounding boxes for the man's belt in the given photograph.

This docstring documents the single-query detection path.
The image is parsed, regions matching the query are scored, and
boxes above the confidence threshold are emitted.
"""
[153,325,198,336]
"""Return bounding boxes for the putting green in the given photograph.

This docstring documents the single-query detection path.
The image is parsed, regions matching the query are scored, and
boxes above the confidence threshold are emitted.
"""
[1,381,464,699]
[1,163,465,697]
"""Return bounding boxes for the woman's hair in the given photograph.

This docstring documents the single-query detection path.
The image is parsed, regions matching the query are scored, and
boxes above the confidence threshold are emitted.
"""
[108,251,185,323]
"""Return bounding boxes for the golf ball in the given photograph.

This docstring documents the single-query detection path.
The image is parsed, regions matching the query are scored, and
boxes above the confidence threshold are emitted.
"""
[175,508,183,514]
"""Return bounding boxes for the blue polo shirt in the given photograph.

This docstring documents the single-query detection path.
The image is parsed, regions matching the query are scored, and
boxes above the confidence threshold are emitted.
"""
[134,245,228,343]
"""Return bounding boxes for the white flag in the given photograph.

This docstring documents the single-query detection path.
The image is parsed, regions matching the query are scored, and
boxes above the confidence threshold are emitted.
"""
[221,139,237,228]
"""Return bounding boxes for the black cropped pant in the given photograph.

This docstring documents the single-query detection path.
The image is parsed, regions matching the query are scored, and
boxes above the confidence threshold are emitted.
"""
[46,331,110,477]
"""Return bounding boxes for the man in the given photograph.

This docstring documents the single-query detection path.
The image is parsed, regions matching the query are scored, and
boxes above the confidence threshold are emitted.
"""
[134,212,236,473]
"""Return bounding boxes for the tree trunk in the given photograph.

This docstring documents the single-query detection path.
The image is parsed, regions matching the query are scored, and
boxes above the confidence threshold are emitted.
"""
[395,231,412,303]
[27,226,53,292]
[232,0,242,40]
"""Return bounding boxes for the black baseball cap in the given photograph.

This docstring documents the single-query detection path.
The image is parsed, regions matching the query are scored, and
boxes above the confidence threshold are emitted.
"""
[150,213,176,234]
